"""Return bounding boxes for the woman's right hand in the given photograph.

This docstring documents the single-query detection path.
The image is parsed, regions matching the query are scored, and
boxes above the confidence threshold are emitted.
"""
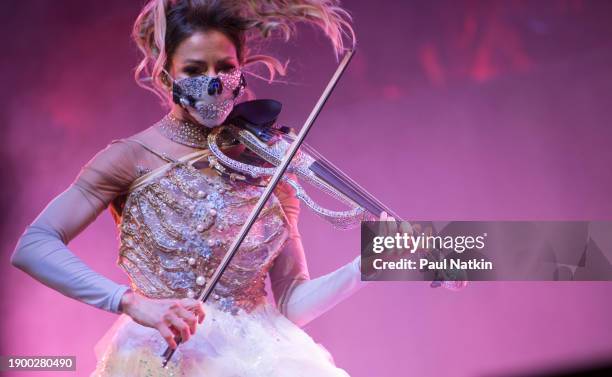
[119,290,206,349]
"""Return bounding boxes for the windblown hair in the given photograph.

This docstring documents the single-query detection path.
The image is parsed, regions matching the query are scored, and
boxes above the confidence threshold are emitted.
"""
[132,0,356,106]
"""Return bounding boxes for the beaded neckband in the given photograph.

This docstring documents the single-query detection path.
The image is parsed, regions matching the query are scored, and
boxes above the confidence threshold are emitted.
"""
[155,113,211,149]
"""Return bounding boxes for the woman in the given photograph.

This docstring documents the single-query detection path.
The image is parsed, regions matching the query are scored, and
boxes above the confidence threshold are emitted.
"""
[11,0,396,375]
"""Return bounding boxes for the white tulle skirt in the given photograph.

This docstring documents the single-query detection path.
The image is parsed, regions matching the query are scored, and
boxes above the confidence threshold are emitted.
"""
[90,301,350,377]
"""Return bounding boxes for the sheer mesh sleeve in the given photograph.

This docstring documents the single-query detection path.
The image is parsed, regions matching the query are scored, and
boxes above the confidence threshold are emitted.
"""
[270,173,311,314]
[10,140,139,313]
[270,173,369,327]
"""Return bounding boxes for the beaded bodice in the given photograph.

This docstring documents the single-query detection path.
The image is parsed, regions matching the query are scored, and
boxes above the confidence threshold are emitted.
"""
[117,156,291,315]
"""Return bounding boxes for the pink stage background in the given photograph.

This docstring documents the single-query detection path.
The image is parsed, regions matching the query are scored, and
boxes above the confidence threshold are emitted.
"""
[2,1,612,376]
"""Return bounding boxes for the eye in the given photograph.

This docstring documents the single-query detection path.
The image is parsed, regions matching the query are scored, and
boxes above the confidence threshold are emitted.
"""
[217,63,236,73]
[183,66,201,76]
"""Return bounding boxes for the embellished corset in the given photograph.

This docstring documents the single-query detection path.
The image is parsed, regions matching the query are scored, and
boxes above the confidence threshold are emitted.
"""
[117,155,290,315]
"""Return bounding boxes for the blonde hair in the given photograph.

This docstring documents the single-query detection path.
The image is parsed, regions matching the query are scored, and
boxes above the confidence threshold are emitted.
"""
[132,0,356,107]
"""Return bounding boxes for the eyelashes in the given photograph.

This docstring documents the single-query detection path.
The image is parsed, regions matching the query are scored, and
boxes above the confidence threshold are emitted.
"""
[218,63,236,71]
[182,64,236,76]
[183,67,200,75]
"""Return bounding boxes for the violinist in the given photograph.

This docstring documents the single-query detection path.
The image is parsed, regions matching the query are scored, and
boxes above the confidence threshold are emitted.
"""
[10,1,397,375]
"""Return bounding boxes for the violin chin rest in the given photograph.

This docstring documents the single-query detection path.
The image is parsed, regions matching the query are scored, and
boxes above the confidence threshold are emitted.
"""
[228,99,282,127]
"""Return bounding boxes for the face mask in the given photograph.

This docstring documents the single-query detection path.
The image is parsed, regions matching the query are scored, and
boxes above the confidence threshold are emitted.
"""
[164,68,247,128]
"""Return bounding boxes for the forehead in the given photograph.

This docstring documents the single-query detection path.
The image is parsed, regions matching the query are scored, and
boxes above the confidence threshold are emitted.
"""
[172,30,238,64]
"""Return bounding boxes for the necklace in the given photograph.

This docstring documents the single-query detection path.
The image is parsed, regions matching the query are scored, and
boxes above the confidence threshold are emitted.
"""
[155,113,211,149]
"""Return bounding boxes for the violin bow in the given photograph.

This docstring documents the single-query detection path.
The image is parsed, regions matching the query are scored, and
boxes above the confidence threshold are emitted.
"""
[161,48,357,367]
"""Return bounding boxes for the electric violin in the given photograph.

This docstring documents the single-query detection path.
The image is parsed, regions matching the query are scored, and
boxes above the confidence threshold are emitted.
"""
[206,98,395,229]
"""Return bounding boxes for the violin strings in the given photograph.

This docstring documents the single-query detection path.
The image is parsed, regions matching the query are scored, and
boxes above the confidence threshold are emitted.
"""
[279,132,378,211]
[286,135,389,215]
[302,144,383,211]
[279,131,404,221]
[297,141,389,212]
[306,145,404,221]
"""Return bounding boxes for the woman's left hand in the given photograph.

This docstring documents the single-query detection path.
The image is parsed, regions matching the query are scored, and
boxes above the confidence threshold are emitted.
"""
[378,211,412,245]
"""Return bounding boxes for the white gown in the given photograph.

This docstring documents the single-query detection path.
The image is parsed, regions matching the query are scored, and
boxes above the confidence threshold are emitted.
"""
[91,300,352,377]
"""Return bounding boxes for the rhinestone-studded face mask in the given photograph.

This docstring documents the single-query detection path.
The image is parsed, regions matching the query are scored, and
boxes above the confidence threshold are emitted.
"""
[166,68,246,128]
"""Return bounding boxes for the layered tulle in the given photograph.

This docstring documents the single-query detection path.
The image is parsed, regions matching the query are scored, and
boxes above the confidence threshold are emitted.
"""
[90,300,351,377]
